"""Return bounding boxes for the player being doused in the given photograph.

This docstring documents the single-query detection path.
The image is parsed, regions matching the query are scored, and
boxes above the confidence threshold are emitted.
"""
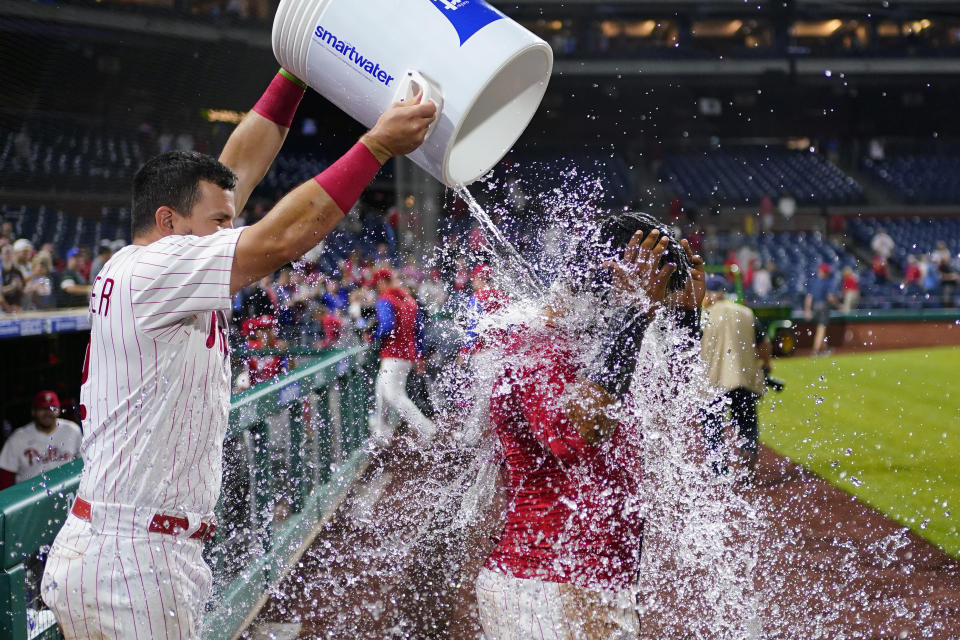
[473,212,706,639]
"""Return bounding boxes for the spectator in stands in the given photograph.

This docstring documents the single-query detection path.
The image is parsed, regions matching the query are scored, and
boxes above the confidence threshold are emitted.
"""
[751,261,772,300]
[236,274,279,320]
[938,256,958,307]
[804,264,838,356]
[400,256,424,284]
[0,221,13,244]
[57,248,92,308]
[321,276,348,311]
[347,287,374,334]
[759,194,775,232]
[23,251,55,310]
[12,238,33,278]
[872,253,890,285]
[840,267,860,312]
[314,305,345,349]
[1,244,25,312]
[89,242,112,281]
[700,276,772,484]
[871,227,894,260]
[921,255,939,292]
[904,255,923,288]
[0,391,82,490]
[242,315,288,386]
[417,268,447,315]
[932,240,952,266]
[777,191,796,228]
[369,268,436,444]
[767,259,787,296]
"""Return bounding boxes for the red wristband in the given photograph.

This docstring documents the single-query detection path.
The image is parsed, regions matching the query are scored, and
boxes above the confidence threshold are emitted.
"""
[252,71,305,129]
[314,142,383,214]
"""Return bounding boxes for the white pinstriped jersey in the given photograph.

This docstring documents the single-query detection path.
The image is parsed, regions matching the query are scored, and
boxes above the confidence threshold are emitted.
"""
[77,228,244,518]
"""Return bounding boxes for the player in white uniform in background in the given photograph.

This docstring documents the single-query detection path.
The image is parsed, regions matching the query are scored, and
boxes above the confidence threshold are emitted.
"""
[0,391,82,490]
[40,64,436,639]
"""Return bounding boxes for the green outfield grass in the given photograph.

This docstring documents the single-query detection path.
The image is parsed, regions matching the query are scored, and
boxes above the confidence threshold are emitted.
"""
[760,346,960,557]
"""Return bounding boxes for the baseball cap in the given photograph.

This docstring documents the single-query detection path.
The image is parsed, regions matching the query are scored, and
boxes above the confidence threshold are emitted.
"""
[371,268,393,288]
[66,248,81,259]
[705,275,730,292]
[13,238,32,252]
[818,263,833,275]
[33,390,60,410]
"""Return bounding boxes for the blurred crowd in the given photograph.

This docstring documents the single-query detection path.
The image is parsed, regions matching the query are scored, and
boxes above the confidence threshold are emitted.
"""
[0,224,124,313]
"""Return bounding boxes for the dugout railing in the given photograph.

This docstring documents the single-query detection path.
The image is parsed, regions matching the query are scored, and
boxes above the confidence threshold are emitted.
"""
[0,344,376,640]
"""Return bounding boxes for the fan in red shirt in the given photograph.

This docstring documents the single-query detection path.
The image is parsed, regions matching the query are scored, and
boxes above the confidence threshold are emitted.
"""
[243,314,288,385]
[475,212,706,640]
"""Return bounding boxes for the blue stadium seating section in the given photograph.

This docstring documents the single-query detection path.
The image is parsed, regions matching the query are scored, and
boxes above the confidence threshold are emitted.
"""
[0,126,141,192]
[660,151,864,207]
[1,205,131,258]
[861,156,960,204]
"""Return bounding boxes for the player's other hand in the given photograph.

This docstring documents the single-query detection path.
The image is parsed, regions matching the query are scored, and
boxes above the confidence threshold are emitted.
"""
[361,93,437,164]
[603,228,676,310]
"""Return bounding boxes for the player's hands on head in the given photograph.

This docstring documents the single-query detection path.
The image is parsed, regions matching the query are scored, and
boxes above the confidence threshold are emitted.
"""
[667,238,706,310]
[361,92,437,164]
[603,228,676,310]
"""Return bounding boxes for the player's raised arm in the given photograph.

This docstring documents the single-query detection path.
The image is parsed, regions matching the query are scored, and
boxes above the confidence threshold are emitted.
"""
[219,69,307,212]
[229,98,436,294]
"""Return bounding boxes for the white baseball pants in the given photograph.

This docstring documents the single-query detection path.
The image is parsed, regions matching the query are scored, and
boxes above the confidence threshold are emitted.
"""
[370,357,436,442]
[475,567,639,640]
[41,507,212,640]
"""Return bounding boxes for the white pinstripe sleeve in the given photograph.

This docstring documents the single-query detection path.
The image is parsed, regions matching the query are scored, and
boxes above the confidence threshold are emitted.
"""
[130,227,245,334]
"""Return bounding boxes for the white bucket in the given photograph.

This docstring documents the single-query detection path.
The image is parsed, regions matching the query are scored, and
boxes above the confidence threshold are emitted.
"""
[272,0,553,187]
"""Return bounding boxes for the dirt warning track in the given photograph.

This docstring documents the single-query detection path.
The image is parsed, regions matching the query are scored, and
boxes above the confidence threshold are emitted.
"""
[246,444,960,639]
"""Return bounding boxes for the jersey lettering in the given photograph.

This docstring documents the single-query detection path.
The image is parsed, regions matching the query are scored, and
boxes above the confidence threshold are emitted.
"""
[91,277,115,316]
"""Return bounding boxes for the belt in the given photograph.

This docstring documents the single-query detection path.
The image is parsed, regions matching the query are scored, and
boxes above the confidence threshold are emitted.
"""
[71,497,217,541]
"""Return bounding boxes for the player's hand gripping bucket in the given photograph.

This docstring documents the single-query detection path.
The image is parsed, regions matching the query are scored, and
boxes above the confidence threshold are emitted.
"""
[272,0,553,187]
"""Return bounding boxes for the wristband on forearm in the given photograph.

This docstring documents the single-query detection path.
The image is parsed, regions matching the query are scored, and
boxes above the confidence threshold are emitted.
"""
[585,307,651,401]
[314,142,383,214]
[251,69,306,128]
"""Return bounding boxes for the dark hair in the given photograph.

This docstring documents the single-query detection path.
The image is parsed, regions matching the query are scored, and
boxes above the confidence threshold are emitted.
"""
[131,151,237,237]
[575,210,690,295]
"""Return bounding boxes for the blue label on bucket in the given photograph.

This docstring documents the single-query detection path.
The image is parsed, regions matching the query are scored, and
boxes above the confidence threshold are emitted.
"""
[427,0,504,46]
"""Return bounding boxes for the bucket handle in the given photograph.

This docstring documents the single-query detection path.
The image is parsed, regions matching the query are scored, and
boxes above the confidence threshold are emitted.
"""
[394,70,443,139]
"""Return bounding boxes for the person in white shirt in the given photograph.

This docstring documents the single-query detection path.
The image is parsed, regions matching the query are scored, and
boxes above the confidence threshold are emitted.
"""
[752,264,772,299]
[40,66,435,640]
[871,228,895,260]
[0,391,82,489]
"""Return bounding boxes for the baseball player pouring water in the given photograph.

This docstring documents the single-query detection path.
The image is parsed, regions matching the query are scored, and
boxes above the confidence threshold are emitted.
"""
[40,68,436,639]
